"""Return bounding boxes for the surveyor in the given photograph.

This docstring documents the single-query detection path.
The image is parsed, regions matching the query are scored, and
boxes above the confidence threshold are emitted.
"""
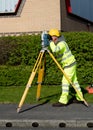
[48,29,84,107]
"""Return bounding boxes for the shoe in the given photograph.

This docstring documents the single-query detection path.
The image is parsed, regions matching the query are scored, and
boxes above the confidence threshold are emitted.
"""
[73,99,84,104]
[52,102,66,107]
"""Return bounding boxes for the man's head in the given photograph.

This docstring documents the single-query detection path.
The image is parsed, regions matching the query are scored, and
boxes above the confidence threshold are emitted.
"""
[48,29,60,43]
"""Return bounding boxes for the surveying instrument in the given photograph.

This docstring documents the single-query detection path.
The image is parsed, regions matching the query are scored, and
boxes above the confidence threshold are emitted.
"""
[17,31,88,113]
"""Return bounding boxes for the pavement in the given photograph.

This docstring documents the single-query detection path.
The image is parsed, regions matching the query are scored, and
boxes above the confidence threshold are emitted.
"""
[0,102,93,128]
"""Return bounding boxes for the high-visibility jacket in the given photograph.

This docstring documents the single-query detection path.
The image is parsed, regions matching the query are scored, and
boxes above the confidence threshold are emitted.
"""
[49,36,76,68]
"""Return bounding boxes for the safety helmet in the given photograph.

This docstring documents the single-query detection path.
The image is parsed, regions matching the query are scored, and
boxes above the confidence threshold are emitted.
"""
[48,29,60,37]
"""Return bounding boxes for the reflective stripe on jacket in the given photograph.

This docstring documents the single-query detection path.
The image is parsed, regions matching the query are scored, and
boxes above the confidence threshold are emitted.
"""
[49,37,76,67]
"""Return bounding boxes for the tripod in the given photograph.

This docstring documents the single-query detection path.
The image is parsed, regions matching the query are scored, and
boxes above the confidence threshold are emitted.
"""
[17,47,88,113]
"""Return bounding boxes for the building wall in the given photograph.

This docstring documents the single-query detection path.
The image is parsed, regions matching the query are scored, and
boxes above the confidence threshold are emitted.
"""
[0,0,93,35]
[0,0,61,35]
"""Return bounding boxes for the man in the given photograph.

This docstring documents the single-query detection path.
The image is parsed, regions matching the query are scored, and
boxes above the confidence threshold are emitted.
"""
[48,29,84,107]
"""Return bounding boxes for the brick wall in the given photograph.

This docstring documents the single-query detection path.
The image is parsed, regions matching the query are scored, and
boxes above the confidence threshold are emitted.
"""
[0,0,61,35]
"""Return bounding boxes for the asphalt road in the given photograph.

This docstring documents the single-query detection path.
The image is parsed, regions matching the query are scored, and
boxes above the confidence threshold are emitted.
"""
[0,103,93,128]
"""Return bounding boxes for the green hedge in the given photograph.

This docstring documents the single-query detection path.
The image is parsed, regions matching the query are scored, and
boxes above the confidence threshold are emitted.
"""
[0,32,93,86]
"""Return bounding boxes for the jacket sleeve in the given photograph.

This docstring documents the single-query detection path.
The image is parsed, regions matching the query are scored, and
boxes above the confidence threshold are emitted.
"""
[50,41,65,53]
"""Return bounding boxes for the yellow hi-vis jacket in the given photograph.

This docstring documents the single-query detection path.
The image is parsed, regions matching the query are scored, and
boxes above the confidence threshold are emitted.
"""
[49,36,76,68]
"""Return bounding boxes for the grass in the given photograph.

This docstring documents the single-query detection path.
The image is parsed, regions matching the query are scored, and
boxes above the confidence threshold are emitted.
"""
[0,85,93,105]
[0,85,61,104]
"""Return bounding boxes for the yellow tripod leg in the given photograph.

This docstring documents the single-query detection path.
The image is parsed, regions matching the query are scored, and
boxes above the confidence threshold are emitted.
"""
[48,50,88,107]
[36,66,44,101]
[36,54,45,101]
[17,51,44,113]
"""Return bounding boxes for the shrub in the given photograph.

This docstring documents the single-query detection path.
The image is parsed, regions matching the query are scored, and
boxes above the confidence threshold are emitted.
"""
[0,32,93,86]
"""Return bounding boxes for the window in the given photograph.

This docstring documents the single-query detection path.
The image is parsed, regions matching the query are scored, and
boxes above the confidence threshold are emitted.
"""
[0,0,22,14]
[66,0,93,22]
